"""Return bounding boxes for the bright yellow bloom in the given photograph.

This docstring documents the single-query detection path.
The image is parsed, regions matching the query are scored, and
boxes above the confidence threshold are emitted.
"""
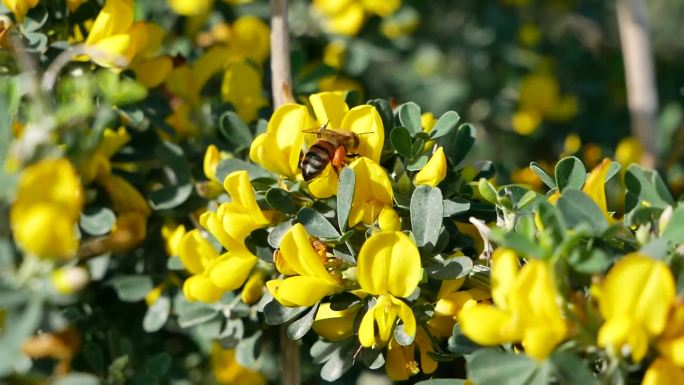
[211,343,266,385]
[162,222,186,257]
[323,41,346,69]
[643,358,684,385]
[178,229,223,303]
[250,92,384,194]
[10,159,83,259]
[267,224,342,307]
[145,283,165,306]
[596,253,675,362]
[459,249,567,360]
[241,271,265,305]
[385,329,437,381]
[168,0,212,15]
[616,137,643,167]
[226,16,270,64]
[347,157,394,227]
[2,0,38,21]
[221,60,268,123]
[313,0,400,36]
[429,275,489,338]
[583,158,614,223]
[414,147,446,187]
[83,0,137,68]
[83,126,130,183]
[656,304,684,366]
[378,207,400,232]
[357,231,421,347]
[313,303,359,341]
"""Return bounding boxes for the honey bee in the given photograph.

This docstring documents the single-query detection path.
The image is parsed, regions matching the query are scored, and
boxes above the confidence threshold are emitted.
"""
[300,122,360,181]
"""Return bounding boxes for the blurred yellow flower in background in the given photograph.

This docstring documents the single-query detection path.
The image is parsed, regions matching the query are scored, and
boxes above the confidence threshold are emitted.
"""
[2,0,38,22]
[513,72,578,135]
[615,137,643,167]
[312,0,401,36]
[10,158,83,259]
[211,343,265,385]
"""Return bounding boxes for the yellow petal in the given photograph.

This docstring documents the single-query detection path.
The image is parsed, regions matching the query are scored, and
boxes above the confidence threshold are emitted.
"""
[249,104,309,178]
[362,0,400,16]
[168,0,213,15]
[378,207,401,232]
[312,303,358,341]
[310,92,349,129]
[598,317,649,362]
[208,252,257,291]
[223,170,269,229]
[12,204,79,259]
[414,147,447,187]
[643,358,684,385]
[179,229,220,274]
[2,0,39,21]
[386,338,417,381]
[307,164,339,199]
[267,276,340,307]
[184,274,223,303]
[322,2,365,36]
[137,23,165,59]
[87,34,132,68]
[85,0,133,46]
[279,223,339,283]
[357,231,421,297]
[203,144,221,182]
[101,175,150,215]
[390,295,417,340]
[436,276,466,300]
[435,291,476,317]
[241,271,264,305]
[348,157,394,227]
[582,158,613,222]
[599,253,675,337]
[459,304,518,346]
[340,104,384,163]
[192,45,230,92]
[229,16,271,63]
[131,56,173,88]
[221,60,268,123]
[358,301,378,347]
[162,222,186,257]
[490,248,519,310]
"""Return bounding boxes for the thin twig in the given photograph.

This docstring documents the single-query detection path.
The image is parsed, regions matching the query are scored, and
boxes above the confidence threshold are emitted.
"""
[616,0,659,168]
[41,44,86,91]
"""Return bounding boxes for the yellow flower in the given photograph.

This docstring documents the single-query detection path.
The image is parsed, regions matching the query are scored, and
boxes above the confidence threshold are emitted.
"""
[596,253,675,362]
[2,0,38,22]
[266,224,343,307]
[250,92,384,192]
[513,71,578,135]
[512,109,541,136]
[101,175,150,216]
[582,158,614,223]
[83,0,137,68]
[347,157,394,227]
[211,343,266,385]
[357,231,422,347]
[562,133,582,157]
[459,249,567,360]
[221,60,268,123]
[656,304,684,366]
[10,159,83,259]
[226,16,270,64]
[616,137,642,167]
[643,358,684,385]
[323,41,346,69]
[313,303,359,341]
[378,207,400,232]
[385,329,437,381]
[82,126,131,183]
[131,56,173,88]
[241,271,265,305]
[178,229,223,302]
[313,0,400,36]
[414,147,446,187]
[168,0,213,16]
[429,276,489,338]
[162,222,186,257]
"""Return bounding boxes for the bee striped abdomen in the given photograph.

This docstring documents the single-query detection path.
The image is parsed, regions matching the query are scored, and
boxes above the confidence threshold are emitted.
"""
[301,140,336,181]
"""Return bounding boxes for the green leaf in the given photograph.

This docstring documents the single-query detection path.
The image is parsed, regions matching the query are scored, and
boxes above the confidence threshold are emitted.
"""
[478,178,498,204]
[236,330,262,367]
[143,296,170,332]
[319,341,356,382]
[53,373,100,385]
[625,165,673,211]
[390,126,413,158]
[407,155,428,171]
[149,142,192,210]
[367,99,394,134]
[111,275,153,302]
[218,111,252,149]
[263,300,307,325]
[555,156,586,192]
[439,123,475,166]
[215,158,273,183]
[329,292,361,311]
[556,189,609,232]
[550,351,599,385]
[662,206,684,244]
[429,111,461,140]
[265,188,298,214]
[536,201,566,242]
[398,102,422,135]
[144,353,171,377]
[166,256,184,270]
[568,249,612,274]
[468,348,552,385]
[23,5,48,32]
[443,198,471,217]
[79,206,116,236]
[410,186,444,249]
[297,208,340,239]
[336,167,355,232]
[425,256,473,280]
[530,162,556,189]
[268,220,294,248]
[177,302,219,328]
[83,343,105,375]
[491,229,547,259]
[287,303,319,340]
[447,325,480,355]
[605,161,622,182]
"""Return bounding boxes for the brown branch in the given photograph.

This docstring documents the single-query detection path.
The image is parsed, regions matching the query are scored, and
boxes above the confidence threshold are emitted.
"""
[270,1,300,384]
[616,0,659,168]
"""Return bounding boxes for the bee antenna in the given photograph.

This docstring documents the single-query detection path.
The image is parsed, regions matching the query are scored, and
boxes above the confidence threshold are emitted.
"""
[356,131,374,136]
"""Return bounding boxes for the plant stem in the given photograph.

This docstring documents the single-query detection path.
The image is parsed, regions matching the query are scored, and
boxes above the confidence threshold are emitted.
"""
[616,0,658,168]
[270,1,299,384]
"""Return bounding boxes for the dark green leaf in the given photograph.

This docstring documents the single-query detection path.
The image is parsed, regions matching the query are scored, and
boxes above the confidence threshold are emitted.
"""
[215,158,273,182]
[23,5,48,31]
[468,348,552,385]
[219,111,252,149]
[556,189,609,232]
[265,188,298,214]
[555,156,586,192]
[263,300,307,325]
[407,155,428,171]
[425,256,473,280]
[287,303,319,340]
[329,292,361,311]
[625,165,673,211]
[641,239,669,260]
[536,200,566,241]
[398,102,422,135]
[110,275,153,302]
[390,126,413,158]
[430,111,461,140]
[568,249,612,274]
[443,198,470,217]
[268,220,294,248]
[415,380,466,385]
[530,162,556,189]
[177,302,219,328]
[367,99,394,134]
[410,186,444,249]
[491,229,547,259]
[447,325,480,355]
[79,206,116,235]
[439,123,475,166]
[144,353,171,377]
[550,351,599,385]
[337,167,355,232]
[83,343,105,375]
[297,208,340,239]
[143,296,170,332]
